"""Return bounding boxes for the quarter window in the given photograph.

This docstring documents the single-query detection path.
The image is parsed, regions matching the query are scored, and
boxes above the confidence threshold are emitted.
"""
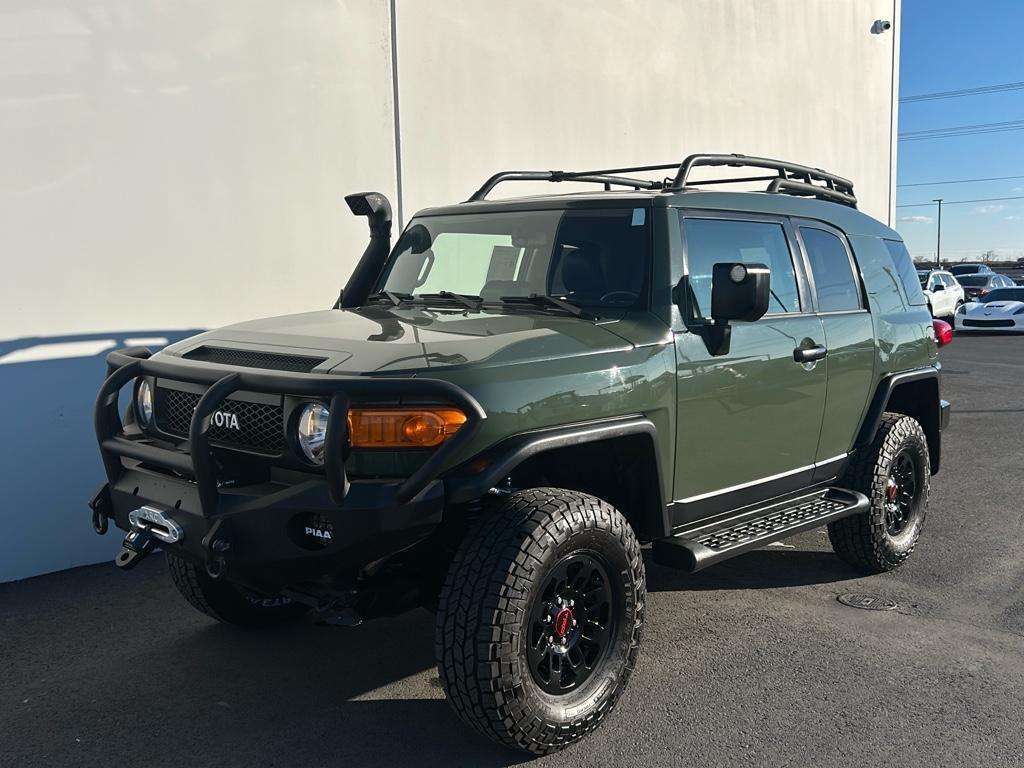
[883,239,928,306]
[800,227,862,312]
[682,218,801,316]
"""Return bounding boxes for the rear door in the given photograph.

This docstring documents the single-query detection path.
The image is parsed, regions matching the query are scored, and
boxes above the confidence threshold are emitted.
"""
[672,212,827,524]
[793,220,876,480]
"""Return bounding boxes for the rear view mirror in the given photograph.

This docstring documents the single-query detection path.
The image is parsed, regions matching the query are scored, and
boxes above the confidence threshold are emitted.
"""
[711,262,770,322]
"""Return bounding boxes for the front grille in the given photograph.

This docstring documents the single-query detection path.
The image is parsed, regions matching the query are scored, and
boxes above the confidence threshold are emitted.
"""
[183,346,326,373]
[962,318,1014,328]
[155,388,286,453]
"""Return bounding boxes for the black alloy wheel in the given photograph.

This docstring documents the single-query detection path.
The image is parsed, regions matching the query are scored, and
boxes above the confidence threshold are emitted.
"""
[526,552,616,695]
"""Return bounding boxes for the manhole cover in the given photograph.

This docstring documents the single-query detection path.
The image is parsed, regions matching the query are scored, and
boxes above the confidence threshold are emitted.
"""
[837,593,898,611]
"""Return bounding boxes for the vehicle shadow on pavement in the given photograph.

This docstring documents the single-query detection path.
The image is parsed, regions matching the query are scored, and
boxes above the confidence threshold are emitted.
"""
[1,560,530,768]
[644,546,864,593]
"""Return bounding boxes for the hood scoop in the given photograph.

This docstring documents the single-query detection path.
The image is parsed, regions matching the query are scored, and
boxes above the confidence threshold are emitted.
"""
[183,345,327,373]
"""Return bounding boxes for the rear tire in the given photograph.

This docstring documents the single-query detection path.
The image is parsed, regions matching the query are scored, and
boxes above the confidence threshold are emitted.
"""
[828,413,930,572]
[165,551,308,627]
[435,488,645,754]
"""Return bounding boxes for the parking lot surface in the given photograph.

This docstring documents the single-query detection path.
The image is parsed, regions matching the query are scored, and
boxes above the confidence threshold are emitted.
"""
[2,335,1022,767]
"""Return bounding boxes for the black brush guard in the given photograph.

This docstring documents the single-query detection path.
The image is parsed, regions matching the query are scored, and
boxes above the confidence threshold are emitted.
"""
[91,347,486,586]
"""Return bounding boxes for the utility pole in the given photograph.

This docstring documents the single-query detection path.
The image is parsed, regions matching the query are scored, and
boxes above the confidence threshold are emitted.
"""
[933,198,943,267]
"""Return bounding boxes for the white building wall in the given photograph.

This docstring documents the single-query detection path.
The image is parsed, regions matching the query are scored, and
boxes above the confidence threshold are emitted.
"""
[0,0,899,582]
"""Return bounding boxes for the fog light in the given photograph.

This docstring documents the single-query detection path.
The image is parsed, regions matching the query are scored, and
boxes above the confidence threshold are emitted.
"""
[135,379,154,426]
[297,402,330,464]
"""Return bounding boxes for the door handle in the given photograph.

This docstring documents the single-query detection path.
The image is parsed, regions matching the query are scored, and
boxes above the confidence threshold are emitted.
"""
[793,344,828,363]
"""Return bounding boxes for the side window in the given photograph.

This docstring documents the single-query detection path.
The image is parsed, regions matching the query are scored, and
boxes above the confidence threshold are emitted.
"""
[883,239,928,306]
[800,227,862,312]
[682,218,801,317]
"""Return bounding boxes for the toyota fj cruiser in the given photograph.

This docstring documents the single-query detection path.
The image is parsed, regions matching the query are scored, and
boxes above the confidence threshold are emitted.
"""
[89,154,951,754]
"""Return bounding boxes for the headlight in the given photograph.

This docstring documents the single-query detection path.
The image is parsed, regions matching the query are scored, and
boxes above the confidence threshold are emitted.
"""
[135,378,154,426]
[297,402,330,464]
[956,304,967,315]
[1014,307,1024,315]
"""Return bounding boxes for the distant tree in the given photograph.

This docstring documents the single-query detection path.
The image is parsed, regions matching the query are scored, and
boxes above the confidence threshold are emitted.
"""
[980,249,998,263]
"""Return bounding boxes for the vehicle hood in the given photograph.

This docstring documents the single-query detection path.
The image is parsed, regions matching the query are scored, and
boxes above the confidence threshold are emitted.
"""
[161,307,642,374]
[964,301,1024,316]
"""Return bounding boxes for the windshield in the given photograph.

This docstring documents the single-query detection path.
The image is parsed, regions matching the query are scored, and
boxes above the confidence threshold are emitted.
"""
[957,275,989,287]
[375,208,651,309]
[951,265,982,275]
[981,288,1024,303]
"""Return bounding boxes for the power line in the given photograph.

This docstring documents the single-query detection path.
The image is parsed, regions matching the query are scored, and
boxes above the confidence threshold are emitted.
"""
[900,80,1024,103]
[898,174,1024,187]
[899,118,1024,141]
[896,194,1024,209]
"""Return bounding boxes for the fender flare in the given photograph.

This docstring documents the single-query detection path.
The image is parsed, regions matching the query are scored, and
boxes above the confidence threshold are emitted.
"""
[855,367,946,473]
[443,416,670,539]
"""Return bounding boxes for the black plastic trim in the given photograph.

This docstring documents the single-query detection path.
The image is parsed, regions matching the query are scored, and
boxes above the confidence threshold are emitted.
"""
[851,368,937,460]
[444,416,669,538]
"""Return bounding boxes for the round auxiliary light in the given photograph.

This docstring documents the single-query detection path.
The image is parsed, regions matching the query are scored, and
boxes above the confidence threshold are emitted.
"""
[297,402,330,464]
[135,378,154,427]
[729,264,748,284]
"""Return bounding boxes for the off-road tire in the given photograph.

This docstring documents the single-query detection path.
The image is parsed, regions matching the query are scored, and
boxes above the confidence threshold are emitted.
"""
[435,488,645,754]
[165,551,308,627]
[828,412,930,572]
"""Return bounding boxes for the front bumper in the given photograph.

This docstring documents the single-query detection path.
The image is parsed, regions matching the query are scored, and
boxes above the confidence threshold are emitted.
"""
[91,347,485,592]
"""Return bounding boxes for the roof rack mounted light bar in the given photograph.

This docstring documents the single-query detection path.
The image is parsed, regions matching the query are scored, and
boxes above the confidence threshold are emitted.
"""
[467,153,857,208]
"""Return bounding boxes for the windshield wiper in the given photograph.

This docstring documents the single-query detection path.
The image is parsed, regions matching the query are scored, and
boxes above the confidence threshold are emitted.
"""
[366,290,414,307]
[416,291,484,311]
[499,294,595,319]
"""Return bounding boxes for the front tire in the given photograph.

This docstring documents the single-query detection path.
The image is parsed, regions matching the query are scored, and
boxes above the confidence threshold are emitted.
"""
[165,552,308,627]
[435,488,645,754]
[828,413,930,572]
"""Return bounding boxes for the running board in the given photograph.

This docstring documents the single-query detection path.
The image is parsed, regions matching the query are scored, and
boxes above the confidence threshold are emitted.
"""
[652,487,868,573]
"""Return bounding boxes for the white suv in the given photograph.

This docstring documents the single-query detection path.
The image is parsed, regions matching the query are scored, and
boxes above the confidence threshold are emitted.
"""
[917,269,965,320]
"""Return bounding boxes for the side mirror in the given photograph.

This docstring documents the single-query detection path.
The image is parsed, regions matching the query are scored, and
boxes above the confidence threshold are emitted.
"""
[932,283,945,291]
[711,262,770,322]
[685,262,770,357]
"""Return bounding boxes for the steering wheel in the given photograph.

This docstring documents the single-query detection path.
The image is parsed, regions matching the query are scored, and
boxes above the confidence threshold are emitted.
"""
[599,290,639,305]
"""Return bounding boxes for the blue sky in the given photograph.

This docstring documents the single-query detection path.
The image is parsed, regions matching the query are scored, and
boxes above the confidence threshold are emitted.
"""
[896,0,1024,263]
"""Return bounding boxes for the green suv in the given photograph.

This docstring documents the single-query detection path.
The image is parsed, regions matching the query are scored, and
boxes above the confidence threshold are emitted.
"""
[89,154,950,754]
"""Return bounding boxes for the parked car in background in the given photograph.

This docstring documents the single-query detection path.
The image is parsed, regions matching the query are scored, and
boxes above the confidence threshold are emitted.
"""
[950,264,995,277]
[955,287,1024,332]
[917,269,964,320]
[955,273,1016,301]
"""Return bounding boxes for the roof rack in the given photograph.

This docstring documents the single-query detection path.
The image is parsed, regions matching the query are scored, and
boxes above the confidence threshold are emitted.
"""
[466,153,857,208]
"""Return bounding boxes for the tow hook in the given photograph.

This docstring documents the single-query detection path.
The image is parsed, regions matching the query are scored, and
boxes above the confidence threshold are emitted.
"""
[115,529,156,570]
[88,485,112,535]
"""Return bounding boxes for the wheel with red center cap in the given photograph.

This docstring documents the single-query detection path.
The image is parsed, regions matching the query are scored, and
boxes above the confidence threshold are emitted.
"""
[828,412,930,572]
[435,487,644,754]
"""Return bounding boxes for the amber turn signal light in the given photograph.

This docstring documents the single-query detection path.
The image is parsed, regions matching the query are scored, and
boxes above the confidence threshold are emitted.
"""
[347,408,467,448]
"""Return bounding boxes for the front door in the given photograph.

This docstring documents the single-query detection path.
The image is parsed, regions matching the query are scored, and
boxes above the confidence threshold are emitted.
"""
[671,212,827,527]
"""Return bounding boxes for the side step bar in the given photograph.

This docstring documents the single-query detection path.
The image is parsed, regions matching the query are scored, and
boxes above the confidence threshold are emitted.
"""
[652,487,868,573]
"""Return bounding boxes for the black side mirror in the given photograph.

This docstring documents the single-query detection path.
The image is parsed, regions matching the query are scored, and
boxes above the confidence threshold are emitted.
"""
[682,262,770,356]
[932,283,945,291]
[711,262,770,322]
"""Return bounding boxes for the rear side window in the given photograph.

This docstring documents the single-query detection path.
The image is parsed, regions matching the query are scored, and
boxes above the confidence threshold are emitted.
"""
[683,218,801,316]
[800,227,862,312]
[883,240,927,306]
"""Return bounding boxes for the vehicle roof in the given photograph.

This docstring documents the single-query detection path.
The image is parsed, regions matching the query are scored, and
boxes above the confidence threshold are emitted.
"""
[414,189,900,239]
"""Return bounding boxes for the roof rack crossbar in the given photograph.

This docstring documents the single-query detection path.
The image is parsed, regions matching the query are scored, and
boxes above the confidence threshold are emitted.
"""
[467,153,857,208]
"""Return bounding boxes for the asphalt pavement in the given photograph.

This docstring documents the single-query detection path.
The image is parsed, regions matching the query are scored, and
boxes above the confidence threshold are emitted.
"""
[2,334,1022,767]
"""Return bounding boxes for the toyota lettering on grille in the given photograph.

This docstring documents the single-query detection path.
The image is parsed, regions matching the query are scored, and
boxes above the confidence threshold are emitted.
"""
[211,410,241,430]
